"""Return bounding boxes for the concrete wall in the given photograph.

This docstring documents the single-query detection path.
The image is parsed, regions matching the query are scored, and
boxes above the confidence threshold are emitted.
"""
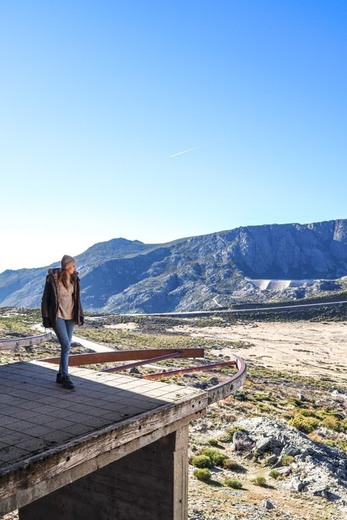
[20,426,188,520]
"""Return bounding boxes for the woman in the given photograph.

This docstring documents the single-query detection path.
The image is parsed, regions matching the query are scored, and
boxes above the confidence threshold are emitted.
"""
[41,254,84,389]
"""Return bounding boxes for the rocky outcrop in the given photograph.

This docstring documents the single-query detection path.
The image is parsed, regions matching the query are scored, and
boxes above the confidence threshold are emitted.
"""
[232,416,347,515]
[0,220,346,312]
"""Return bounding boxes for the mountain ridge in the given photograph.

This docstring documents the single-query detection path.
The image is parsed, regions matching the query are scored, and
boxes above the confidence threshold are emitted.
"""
[0,219,346,313]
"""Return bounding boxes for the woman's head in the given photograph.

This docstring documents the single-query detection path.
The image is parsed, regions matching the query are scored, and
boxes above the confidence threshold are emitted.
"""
[61,255,76,274]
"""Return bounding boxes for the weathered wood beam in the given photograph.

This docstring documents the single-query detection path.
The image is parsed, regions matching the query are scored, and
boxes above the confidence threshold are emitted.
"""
[0,332,52,350]
[207,354,247,404]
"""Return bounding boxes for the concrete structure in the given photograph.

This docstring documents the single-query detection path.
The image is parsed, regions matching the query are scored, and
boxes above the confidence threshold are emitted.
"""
[0,356,245,519]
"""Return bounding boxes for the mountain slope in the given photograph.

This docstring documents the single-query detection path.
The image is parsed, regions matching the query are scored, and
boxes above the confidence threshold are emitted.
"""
[0,220,346,313]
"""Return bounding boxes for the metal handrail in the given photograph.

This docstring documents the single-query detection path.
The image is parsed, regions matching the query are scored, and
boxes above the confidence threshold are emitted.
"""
[142,354,247,403]
[42,346,246,402]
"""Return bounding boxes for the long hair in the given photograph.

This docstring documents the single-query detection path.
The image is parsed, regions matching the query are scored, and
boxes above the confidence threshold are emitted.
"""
[58,269,70,289]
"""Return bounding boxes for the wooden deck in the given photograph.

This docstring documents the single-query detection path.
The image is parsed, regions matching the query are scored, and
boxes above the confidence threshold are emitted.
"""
[0,360,208,518]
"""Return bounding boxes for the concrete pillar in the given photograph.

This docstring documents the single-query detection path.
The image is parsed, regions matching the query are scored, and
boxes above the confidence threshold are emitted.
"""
[19,426,189,520]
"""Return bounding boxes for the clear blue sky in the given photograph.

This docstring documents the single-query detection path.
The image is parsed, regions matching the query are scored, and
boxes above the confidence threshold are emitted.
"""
[1,0,346,273]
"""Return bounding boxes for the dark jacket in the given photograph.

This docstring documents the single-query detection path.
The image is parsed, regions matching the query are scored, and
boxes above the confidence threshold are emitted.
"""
[41,268,84,328]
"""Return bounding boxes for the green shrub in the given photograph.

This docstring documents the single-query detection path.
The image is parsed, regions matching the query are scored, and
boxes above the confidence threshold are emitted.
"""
[201,448,227,467]
[253,393,272,402]
[322,415,340,432]
[293,398,305,407]
[223,459,244,472]
[219,426,245,443]
[269,470,280,479]
[289,414,319,433]
[193,468,212,482]
[225,478,242,489]
[324,439,347,454]
[281,454,295,466]
[253,475,267,487]
[283,413,293,420]
[298,408,317,417]
[208,438,219,447]
[252,451,260,462]
[191,455,213,468]
[257,404,271,412]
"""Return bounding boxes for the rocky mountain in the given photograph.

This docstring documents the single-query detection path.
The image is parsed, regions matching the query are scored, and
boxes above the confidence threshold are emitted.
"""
[0,220,346,313]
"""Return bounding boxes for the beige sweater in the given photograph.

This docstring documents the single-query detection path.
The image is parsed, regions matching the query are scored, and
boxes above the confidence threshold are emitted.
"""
[57,280,75,320]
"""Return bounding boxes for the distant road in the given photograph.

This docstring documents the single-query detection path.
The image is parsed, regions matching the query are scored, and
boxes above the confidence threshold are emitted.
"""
[224,299,347,313]
[127,299,347,318]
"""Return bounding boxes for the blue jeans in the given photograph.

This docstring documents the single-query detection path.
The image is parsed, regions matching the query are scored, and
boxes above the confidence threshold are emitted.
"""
[53,318,75,377]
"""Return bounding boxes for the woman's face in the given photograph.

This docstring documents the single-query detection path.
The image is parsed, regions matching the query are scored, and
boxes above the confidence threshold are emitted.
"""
[67,263,76,274]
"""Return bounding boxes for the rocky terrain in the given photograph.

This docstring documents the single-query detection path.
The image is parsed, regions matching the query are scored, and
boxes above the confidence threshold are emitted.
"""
[188,412,347,520]
[1,307,347,519]
[0,219,346,312]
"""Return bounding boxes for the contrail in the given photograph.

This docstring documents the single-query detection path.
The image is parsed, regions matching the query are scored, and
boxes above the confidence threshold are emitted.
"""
[169,144,206,158]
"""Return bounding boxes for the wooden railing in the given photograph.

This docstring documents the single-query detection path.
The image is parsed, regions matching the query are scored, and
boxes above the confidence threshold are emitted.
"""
[0,332,52,350]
